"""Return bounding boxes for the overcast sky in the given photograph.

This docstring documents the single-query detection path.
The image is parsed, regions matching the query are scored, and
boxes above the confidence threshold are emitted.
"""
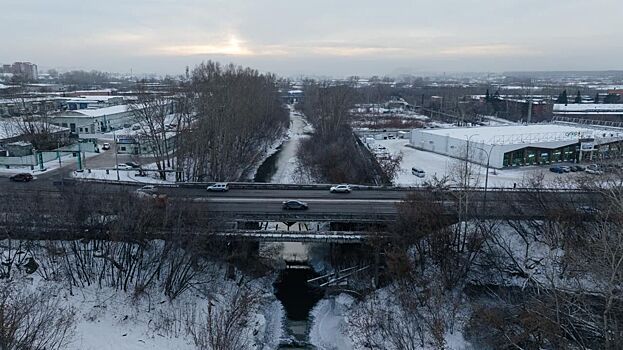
[2,0,621,77]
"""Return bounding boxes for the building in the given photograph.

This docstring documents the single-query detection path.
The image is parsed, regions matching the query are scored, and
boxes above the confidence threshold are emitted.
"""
[48,101,175,135]
[48,105,134,134]
[65,96,124,110]
[553,104,623,121]
[410,124,623,168]
[0,62,38,80]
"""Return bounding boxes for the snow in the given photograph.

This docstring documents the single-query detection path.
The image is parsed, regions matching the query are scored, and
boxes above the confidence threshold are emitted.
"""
[72,168,175,184]
[0,119,70,140]
[309,295,355,350]
[0,239,285,350]
[0,151,101,175]
[269,109,311,183]
[69,104,130,117]
[418,124,601,145]
[382,138,585,188]
[554,103,623,113]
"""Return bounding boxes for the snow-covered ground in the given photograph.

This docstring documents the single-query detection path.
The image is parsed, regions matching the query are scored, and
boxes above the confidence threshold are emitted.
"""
[0,152,100,175]
[379,138,586,188]
[309,295,355,350]
[72,168,174,184]
[1,240,285,350]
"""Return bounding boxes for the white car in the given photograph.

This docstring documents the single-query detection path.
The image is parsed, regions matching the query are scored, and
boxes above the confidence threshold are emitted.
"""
[102,143,110,150]
[207,183,229,192]
[330,184,351,193]
[117,164,131,170]
[137,185,157,194]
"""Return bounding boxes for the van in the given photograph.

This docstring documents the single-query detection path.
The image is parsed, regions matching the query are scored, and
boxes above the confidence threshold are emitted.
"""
[411,167,425,178]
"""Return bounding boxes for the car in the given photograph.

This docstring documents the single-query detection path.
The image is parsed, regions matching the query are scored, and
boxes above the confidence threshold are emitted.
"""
[282,200,308,210]
[576,205,600,215]
[117,164,132,170]
[586,168,604,175]
[587,164,600,171]
[125,161,141,168]
[411,167,426,178]
[137,185,157,194]
[549,166,565,174]
[560,166,571,173]
[131,125,141,131]
[207,183,229,192]
[9,173,33,182]
[570,165,585,172]
[102,143,110,150]
[330,184,351,193]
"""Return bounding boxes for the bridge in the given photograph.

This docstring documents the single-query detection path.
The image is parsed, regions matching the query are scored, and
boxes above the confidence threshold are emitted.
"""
[0,179,606,242]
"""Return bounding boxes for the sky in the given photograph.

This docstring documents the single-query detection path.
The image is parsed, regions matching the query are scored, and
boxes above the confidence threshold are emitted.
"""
[1,0,621,77]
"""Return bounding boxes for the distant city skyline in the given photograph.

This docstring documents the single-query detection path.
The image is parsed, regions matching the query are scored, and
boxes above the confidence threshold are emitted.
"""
[2,0,621,77]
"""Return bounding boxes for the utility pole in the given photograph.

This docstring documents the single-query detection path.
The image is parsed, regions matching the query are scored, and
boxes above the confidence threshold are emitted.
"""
[114,130,120,181]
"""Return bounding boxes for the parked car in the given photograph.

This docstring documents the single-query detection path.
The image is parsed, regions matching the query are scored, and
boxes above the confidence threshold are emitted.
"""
[137,185,157,194]
[131,125,141,131]
[117,164,132,170]
[207,183,229,192]
[125,161,141,168]
[570,165,585,172]
[411,167,426,178]
[549,166,565,174]
[330,184,351,193]
[282,200,308,210]
[586,168,604,175]
[560,166,571,173]
[9,173,33,182]
[576,205,600,215]
[102,143,110,150]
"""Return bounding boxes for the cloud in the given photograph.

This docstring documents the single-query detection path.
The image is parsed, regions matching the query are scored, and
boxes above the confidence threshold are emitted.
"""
[159,36,253,56]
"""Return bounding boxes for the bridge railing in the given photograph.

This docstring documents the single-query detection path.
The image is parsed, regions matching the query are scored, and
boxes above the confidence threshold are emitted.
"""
[63,177,598,195]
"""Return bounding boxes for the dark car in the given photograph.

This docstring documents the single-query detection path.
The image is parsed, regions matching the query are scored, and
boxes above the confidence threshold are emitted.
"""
[282,200,308,210]
[549,166,565,174]
[125,161,141,168]
[9,173,33,182]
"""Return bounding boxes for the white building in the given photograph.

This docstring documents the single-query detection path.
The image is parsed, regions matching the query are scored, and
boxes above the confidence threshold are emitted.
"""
[410,124,623,168]
[48,105,134,134]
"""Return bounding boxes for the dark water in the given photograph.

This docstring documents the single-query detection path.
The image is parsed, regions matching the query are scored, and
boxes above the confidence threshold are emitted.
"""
[254,145,283,182]
[275,266,324,349]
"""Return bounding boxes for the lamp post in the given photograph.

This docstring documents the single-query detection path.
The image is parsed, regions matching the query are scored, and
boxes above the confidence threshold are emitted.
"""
[474,144,496,215]
[464,134,480,187]
[114,130,120,181]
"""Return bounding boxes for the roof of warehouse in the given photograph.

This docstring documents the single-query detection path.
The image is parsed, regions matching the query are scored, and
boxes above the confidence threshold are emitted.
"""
[417,124,621,145]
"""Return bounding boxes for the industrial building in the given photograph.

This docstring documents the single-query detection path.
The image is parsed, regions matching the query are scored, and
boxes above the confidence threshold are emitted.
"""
[410,124,623,168]
[48,104,135,134]
[553,104,623,121]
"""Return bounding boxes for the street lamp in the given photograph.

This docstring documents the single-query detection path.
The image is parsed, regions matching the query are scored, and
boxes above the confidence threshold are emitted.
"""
[464,134,480,187]
[474,143,496,214]
[114,130,120,181]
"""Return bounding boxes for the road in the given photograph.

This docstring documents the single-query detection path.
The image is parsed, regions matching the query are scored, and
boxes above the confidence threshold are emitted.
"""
[1,176,605,224]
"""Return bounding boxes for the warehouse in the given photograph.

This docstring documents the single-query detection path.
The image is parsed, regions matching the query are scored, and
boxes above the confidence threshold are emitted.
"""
[410,124,623,168]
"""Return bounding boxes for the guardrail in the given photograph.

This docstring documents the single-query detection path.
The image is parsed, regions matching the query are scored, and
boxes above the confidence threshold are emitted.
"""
[65,177,600,194]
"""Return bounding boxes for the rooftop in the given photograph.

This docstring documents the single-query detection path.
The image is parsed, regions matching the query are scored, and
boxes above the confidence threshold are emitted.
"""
[554,103,623,114]
[419,124,622,145]
[52,104,130,118]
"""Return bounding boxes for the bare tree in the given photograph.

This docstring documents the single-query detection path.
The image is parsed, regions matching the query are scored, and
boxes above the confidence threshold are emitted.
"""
[0,282,75,350]
[130,89,173,179]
